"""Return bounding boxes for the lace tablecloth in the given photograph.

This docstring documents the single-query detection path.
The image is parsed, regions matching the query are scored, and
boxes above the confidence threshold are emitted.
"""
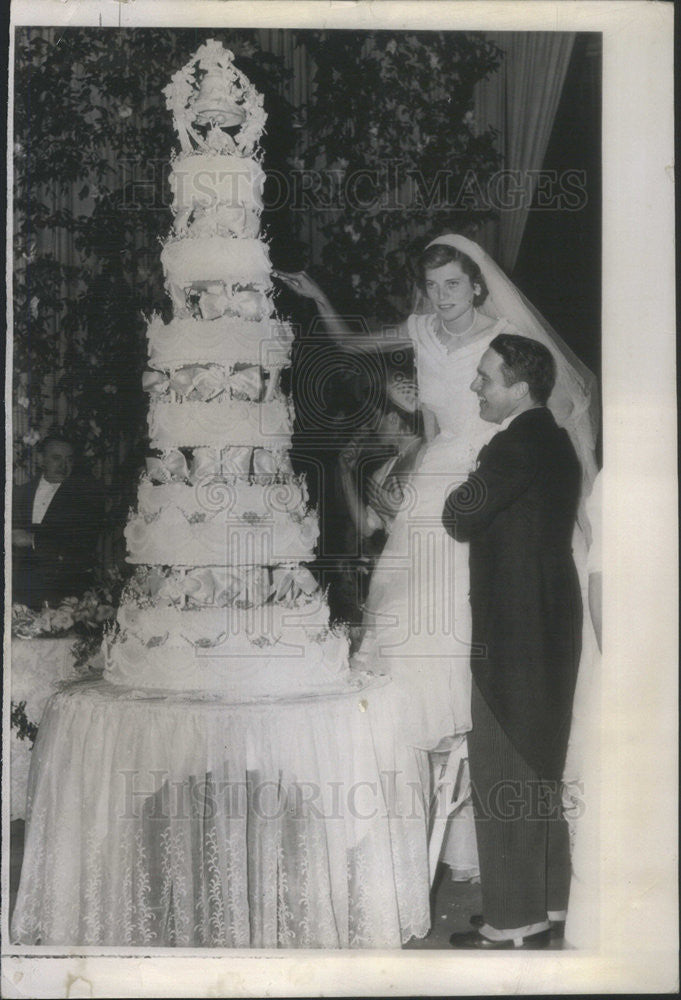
[11,675,431,948]
[10,637,83,821]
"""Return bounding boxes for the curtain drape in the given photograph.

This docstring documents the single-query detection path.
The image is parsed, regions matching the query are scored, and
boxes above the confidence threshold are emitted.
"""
[258,30,577,274]
[474,32,575,273]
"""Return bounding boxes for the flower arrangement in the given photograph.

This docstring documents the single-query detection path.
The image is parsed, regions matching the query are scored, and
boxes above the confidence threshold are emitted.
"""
[11,596,116,640]
[10,568,128,749]
[11,567,127,656]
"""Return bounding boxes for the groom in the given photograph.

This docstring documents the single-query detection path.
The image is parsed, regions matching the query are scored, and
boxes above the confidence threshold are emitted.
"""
[442,333,582,949]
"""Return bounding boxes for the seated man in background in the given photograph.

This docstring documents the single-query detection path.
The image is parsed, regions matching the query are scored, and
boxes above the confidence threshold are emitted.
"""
[12,433,106,609]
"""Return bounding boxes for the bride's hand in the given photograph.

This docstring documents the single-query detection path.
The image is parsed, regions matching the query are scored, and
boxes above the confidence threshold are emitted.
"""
[366,476,404,521]
[339,439,361,471]
[273,270,325,303]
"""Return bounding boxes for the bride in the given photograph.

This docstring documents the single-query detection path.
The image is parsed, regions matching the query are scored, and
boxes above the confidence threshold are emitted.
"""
[277,234,598,873]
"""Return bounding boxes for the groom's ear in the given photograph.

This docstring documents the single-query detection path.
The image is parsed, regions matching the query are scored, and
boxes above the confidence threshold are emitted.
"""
[511,379,530,401]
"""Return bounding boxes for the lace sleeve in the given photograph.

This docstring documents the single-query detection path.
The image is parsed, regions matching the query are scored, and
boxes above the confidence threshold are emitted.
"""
[405,312,432,350]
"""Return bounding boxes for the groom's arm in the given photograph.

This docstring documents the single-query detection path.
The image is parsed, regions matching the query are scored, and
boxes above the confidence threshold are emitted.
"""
[442,434,537,542]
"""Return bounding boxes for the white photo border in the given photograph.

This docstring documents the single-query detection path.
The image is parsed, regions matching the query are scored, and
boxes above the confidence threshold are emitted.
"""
[2,2,677,996]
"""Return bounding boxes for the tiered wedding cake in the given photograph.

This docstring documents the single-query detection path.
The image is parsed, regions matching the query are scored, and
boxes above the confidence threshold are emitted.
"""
[104,41,353,698]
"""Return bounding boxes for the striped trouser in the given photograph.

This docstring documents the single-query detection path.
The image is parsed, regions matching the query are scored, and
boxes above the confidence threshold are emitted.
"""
[468,680,571,930]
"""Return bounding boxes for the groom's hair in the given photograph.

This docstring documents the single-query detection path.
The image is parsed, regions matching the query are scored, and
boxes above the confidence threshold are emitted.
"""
[490,334,556,405]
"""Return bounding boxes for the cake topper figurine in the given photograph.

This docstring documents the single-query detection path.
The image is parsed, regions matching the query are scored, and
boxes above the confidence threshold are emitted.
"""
[163,39,267,157]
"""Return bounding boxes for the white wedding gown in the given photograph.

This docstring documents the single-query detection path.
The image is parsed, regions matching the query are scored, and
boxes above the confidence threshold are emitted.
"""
[355,312,510,878]
[357,312,509,743]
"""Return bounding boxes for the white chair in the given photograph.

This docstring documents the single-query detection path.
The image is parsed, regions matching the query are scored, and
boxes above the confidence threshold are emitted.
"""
[428,733,472,885]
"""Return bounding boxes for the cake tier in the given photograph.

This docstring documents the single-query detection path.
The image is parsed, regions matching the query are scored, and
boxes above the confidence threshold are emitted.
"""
[147,314,293,369]
[137,477,309,519]
[169,152,265,215]
[103,619,351,698]
[127,563,321,610]
[143,362,276,404]
[146,446,294,485]
[125,505,318,566]
[104,589,350,698]
[116,598,331,646]
[148,396,293,449]
[161,235,270,291]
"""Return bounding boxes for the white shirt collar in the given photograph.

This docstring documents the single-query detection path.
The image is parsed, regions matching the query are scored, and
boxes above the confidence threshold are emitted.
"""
[32,476,62,524]
[498,413,516,432]
[499,404,543,433]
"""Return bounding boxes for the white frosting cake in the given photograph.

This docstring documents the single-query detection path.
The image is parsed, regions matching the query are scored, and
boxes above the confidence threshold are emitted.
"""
[104,44,352,698]
[136,477,310,519]
[169,152,265,215]
[147,314,293,369]
[125,505,319,566]
[162,235,271,286]
[148,396,294,449]
[106,597,347,697]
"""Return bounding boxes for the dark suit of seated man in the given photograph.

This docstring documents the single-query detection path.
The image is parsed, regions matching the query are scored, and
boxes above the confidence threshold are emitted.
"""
[443,334,582,950]
[12,434,106,609]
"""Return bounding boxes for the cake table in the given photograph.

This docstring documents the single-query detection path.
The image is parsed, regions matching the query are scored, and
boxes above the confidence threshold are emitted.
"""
[10,637,82,821]
[10,674,431,948]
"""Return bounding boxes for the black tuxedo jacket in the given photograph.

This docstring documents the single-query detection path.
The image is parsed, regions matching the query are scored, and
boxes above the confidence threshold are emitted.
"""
[442,407,582,779]
[12,473,106,607]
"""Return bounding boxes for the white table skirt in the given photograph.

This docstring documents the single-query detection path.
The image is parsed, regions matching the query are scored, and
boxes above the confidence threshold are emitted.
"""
[11,676,431,948]
[10,637,82,821]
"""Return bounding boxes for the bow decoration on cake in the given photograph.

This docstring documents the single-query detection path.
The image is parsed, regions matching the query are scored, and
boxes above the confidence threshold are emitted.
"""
[149,572,186,607]
[229,365,264,401]
[143,364,228,401]
[251,448,279,480]
[184,568,226,606]
[238,567,272,608]
[171,364,226,400]
[181,567,271,608]
[146,450,190,484]
[230,289,266,320]
[186,365,226,401]
[221,446,255,477]
[270,566,319,606]
[189,448,223,483]
[197,285,233,321]
[142,369,170,396]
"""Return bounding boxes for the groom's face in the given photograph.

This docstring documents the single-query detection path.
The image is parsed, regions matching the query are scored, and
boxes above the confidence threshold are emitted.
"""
[471,349,522,424]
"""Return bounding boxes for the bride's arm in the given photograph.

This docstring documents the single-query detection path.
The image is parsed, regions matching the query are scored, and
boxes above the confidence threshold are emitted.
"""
[421,404,439,443]
[338,442,383,538]
[274,270,410,354]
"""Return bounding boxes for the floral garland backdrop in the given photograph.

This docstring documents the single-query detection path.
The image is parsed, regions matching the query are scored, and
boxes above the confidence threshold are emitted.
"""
[293,30,503,323]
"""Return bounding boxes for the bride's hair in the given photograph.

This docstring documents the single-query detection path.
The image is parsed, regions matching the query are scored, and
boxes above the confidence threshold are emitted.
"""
[415,243,489,306]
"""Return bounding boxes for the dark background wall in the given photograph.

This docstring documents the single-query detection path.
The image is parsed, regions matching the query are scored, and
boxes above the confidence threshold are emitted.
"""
[514,33,601,381]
